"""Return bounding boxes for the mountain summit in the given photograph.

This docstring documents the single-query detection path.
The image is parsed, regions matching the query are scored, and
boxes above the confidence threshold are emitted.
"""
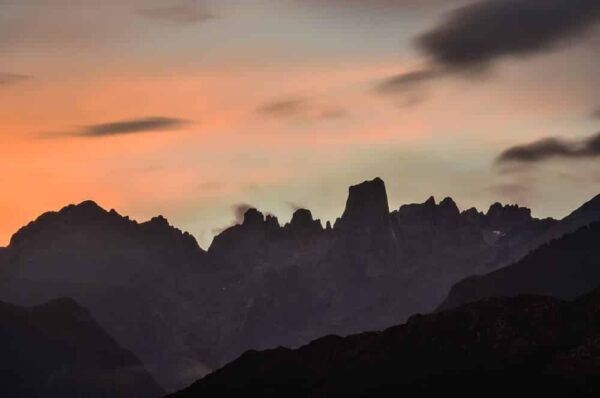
[336,177,390,232]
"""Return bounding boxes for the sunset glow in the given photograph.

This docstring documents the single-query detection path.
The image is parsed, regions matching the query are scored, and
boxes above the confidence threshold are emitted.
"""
[2,0,599,247]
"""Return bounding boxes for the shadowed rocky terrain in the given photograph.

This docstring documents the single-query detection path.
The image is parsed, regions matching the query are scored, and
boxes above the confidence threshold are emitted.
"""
[1,178,599,391]
[0,298,163,398]
[168,289,600,397]
[440,220,600,311]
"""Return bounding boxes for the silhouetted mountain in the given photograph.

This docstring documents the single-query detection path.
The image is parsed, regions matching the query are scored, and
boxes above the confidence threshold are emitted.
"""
[3,178,596,393]
[533,192,600,247]
[439,221,600,311]
[0,201,207,391]
[167,290,600,397]
[0,298,163,398]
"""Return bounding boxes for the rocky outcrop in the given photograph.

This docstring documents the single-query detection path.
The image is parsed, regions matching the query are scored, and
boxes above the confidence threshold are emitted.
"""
[168,289,600,397]
[0,298,163,398]
[335,177,391,233]
[485,202,534,231]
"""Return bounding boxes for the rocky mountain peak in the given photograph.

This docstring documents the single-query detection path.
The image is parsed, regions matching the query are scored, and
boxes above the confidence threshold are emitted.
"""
[290,209,314,226]
[486,202,533,230]
[265,214,280,230]
[242,208,265,227]
[439,197,460,216]
[286,209,323,234]
[336,177,390,231]
[9,200,113,247]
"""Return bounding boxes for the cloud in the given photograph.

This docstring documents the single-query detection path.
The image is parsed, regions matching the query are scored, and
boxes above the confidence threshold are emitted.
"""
[497,131,600,164]
[0,73,32,87]
[287,202,305,212]
[41,117,190,139]
[79,117,189,137]
[138,2,215,25]
[257,97,346,122]
[375,69,438,94]
[416,0,600,71]
[232,203,254,224]
[258,98,306,117]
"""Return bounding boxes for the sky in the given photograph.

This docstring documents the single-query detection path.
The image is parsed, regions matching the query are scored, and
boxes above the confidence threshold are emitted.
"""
[1,0,599,247]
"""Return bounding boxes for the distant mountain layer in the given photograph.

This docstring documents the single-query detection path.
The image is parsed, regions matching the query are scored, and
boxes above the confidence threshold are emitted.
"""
[2,178,599,391]
[0,298,163,398]
[168,290,600,397]
[439,221,600,311]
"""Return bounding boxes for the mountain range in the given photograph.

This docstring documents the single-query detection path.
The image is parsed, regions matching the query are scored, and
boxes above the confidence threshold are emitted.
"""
[2,177,600,391]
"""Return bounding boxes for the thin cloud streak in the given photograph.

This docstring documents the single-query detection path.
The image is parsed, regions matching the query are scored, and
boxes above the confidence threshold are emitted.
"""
[375,69,438,94]
[258,98,306,117]
[41,117,191,139]
[257,97,346,122]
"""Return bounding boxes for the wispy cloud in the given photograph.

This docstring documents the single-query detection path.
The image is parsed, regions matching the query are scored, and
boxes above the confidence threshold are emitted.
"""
[258,98,306,117]
[257,97,345,123]
[375,69,438,94]
[497,131,600,164]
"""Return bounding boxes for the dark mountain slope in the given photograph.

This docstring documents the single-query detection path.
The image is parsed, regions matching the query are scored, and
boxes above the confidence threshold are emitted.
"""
[0,298,163,398]
[439,221,600,311]
[0,201,208,391]
[168,290,600,397]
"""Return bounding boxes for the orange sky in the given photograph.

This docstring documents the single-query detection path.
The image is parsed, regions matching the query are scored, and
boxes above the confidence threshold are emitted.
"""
[1,0,599,247]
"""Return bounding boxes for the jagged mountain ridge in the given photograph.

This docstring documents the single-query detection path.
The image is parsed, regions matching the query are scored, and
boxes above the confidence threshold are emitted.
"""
[0,297,163,398]
[2,177,595,392]
[167,289,600,397]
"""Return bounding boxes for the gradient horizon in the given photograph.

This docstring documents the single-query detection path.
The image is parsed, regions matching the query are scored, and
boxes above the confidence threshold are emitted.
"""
[2,0,599,247]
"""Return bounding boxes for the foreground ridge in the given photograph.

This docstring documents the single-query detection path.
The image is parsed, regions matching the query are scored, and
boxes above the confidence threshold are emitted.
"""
[168,289,600,397]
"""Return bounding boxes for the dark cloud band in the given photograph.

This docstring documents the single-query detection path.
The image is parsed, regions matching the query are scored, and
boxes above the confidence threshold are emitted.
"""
[498,132,600,164]
[416,0,600,71]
